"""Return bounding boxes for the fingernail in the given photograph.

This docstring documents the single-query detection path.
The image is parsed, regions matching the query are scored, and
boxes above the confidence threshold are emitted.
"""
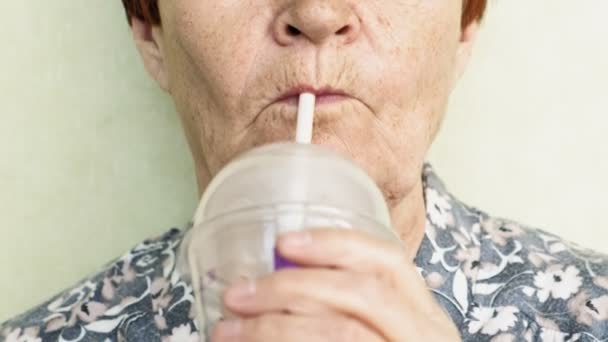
[214,319,242,339]
[281,231,312,249]
[225,280,256,305]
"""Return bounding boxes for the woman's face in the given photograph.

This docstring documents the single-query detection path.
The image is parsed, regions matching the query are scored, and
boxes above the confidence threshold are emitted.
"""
[149,0,474,204]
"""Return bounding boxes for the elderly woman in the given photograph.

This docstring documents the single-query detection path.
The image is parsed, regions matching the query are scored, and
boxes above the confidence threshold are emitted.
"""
[2,0,607,341]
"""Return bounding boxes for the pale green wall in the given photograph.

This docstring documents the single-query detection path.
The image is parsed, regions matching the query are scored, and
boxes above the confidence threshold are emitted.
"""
[0,2,198,321]
[429,0,608,252]
[1,0,607,321]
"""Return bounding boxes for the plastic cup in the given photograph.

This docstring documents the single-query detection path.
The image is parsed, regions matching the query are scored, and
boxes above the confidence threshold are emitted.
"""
[177,143,400,338]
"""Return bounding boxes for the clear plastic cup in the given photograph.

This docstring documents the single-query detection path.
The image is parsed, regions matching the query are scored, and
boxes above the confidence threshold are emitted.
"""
[177,143,400,338]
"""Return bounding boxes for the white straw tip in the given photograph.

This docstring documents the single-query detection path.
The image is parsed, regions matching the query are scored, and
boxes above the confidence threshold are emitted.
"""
[296,93,316,144]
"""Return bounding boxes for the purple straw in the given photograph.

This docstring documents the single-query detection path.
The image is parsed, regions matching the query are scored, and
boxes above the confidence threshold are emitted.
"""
[274,247,298,270]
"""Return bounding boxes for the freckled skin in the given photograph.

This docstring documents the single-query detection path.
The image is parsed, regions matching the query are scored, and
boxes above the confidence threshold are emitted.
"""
[142,0,474,251]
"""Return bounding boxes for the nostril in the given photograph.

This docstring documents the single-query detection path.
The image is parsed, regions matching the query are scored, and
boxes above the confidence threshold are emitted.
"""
[336,25,350,35]
[286,25,301,36]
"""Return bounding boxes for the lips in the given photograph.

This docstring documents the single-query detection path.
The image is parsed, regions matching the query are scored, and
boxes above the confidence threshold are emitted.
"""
[275,85,352,106]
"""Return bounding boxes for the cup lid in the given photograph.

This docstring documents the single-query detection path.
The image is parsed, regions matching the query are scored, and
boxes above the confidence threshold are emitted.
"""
[193,143,392,229]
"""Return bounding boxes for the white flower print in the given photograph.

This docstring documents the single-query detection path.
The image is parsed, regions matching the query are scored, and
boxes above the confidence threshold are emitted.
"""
[482,219,525,246]
[534,265,583,302]
[425,188,454,229]
[540,329,564,342]
[455,246,481,278]
[163,324,199,342]
[5,328,42,342]
[425,272,445,289]
[568,291,594,326]
[594,276,608,290]
[528,251,556,268]
[468,306,519,335]
[491,334,515,342]
[534,315,581,341]
[151,277,173,312]
[539,328,580,342]
[568,291,608,326]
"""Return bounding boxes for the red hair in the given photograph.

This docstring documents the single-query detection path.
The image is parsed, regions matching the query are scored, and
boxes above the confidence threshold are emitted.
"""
[122,0,487,29]
[121,0,160,26]
[462,0,487,29]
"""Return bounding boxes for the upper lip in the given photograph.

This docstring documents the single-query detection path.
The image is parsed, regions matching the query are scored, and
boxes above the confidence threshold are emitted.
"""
[275,85,351,103]
[250,83,370,128]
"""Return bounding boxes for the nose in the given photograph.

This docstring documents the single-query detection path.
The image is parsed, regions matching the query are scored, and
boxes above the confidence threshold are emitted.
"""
[273,0,361,46]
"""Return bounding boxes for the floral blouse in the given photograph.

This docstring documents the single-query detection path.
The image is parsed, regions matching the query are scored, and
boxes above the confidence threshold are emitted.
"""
[2,165,607,341]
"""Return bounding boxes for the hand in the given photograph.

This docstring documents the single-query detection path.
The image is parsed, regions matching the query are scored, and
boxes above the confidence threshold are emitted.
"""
[212,228,461,341]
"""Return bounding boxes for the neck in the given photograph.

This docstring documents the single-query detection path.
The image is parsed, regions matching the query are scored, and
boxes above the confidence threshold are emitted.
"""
[390,178,427,261]
[194,156,212,198]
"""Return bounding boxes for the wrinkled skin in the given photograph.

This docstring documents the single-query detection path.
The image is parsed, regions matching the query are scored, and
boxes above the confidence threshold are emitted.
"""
[131,0,478,340]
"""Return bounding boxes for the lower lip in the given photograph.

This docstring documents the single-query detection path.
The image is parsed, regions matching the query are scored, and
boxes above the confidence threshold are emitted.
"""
[279,94,351,106]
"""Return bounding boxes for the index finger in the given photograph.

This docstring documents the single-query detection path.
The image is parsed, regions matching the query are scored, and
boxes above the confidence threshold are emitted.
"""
[276,228,419,280]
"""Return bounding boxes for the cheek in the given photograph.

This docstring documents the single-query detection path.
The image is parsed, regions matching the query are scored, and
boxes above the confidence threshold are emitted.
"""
[373,1,460,101]
[167,1,271,113]
[380,13,460,140]
[164,2,275,172]
[353,8,460,197]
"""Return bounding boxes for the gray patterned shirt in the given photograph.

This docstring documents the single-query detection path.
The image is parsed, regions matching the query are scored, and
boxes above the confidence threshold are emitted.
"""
[2,165,607,341]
